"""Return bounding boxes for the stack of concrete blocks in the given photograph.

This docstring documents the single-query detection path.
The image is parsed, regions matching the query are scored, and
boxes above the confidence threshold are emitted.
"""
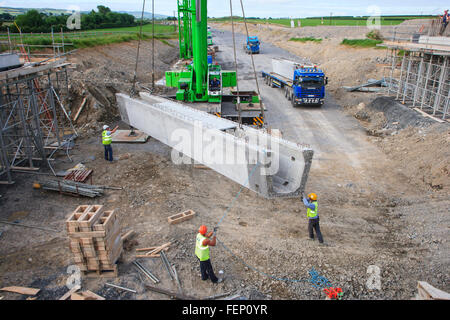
[66,205,122,277]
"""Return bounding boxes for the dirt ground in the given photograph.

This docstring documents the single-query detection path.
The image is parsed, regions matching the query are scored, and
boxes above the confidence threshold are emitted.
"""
[0,26,449,300]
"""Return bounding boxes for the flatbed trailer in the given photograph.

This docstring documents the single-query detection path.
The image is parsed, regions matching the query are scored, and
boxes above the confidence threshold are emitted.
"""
[261,68,327,106]
[261,71,297,103]
[165,94,265,127]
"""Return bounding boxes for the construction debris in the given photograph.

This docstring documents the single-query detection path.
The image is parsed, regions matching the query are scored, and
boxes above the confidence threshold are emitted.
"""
[67,205,123,277]
[73,97,87,122]
[59,285,81,300]
[0,220,58,232]
[105,283,137,294]
[35,179,104,198]
[416,281,450,300]
[144,284,196,300]
[168,210,196,225]
[135,242,171,258]
[0,286,40,296]
[171,265,183,295]
[121,230,135,241]
[133,260,160,283]
[160,250,175,280]
[204,292,233,300]
[342,78,389,92]
[64,169,93,184]
[71,290,105,300]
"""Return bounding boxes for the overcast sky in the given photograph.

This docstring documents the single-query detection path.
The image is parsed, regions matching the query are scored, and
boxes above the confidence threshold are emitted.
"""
[1,0,448,18]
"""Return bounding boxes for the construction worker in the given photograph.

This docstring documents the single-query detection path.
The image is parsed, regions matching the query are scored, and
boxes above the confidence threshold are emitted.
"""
[440,10,450,35]
[210,77,220,91]
[102,125,118,162]
[302,193,324,244]
[195,225,222,283]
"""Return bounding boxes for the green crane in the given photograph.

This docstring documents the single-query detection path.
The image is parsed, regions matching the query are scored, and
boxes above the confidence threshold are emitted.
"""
[165,0,263,126]
[166,0,236,103]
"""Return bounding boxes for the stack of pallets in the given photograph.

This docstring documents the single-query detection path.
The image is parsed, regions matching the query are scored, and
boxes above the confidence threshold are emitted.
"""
[66,205,122,277]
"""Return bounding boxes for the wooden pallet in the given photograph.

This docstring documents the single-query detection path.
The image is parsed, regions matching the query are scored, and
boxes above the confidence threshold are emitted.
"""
[168,210,196,225]
[81,265,118,278]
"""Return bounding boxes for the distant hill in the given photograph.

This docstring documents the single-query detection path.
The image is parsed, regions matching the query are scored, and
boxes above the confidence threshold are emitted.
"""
[0,6,168,19]
[117,11,168,20]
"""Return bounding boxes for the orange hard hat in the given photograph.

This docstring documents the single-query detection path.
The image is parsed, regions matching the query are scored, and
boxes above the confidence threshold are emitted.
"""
[308,193,317,201]
[199,225,207,235]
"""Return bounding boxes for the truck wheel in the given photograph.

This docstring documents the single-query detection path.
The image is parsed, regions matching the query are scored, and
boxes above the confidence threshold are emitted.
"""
[291,94,296,107]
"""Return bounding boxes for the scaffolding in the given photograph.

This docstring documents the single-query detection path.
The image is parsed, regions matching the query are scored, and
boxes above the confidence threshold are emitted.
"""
[0,59,76,185]
[382,43,450,121]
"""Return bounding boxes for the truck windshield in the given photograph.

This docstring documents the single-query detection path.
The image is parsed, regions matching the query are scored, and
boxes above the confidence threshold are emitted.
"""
[300,77,324,87]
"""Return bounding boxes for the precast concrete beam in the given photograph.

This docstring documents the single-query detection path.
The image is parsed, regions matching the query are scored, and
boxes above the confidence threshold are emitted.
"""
[116,92,313,198]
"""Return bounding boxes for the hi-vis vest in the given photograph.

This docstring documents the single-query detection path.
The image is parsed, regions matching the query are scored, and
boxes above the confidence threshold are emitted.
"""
[102,130,112,145]
[195,233,210,261]
[307,201,318,219]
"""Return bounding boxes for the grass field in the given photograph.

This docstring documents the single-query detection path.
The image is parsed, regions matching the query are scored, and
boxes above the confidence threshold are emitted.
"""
[340,38,383,48]
[289,37,322,43]
[1,23,178,51]
[210,15,435,27]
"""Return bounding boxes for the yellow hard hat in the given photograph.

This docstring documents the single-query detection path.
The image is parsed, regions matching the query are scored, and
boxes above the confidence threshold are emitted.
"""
[308,193,317,201]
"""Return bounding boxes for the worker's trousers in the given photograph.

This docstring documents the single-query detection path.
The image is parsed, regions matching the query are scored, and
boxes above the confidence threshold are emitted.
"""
[104,144,113,162]
[308,217,323,243]
[199,259,218,283]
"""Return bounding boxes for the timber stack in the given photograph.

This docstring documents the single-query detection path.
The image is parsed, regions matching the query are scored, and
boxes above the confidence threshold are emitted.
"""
[66,205,122,277]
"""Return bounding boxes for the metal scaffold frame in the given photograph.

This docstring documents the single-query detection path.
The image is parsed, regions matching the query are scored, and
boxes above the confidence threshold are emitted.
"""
[0,62,76,184]
[384,48,449,120]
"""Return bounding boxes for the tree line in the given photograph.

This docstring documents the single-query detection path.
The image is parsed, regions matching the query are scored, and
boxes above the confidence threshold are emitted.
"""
[1,6,137,33]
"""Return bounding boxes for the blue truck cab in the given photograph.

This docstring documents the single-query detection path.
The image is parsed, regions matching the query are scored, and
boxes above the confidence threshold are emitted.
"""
[245,36,260,54]
[291,66,327,106]
[262,63,328,107]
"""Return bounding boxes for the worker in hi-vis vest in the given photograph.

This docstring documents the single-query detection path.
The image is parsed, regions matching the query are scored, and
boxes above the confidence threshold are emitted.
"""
[195,225,222,283]
[302,192,324,244]
[102,125,118,162]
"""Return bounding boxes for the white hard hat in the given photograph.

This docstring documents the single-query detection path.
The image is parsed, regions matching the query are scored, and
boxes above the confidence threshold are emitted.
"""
[103,125,109,130]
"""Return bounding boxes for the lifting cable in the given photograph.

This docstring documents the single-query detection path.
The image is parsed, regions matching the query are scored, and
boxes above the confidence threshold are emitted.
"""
[131,0,147,97]
[239,0,265,123]
[151,0,155,89]
[229,0,242,126]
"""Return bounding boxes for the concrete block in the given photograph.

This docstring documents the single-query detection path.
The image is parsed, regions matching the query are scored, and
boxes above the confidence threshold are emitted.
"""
[116,92,313,198]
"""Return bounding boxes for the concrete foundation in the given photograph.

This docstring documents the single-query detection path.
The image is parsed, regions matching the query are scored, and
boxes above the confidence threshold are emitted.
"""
[116,92,313,198]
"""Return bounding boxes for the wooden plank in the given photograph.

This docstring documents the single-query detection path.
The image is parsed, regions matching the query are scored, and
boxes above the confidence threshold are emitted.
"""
[73,97,87,122]
[67,230,106,238]
[71,292,86,300]
[83,290,105,300]
[121,230,134,241]
[59,285,81,300]
[1,286,40,295]
[417,281,450,300]
[413,108,446,123]
[11,166,40,171]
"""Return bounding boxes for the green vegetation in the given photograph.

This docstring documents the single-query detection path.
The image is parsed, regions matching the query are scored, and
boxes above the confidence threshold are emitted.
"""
[341,38,383,48]
[209,15,435,27]
[366,30,383,40]
[289,37,322,43]
[4,6,137,33]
